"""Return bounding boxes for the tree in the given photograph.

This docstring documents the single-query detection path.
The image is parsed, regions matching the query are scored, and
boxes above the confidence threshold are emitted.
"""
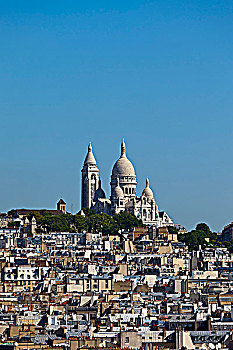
[196,223,211,236]
[17,207,143,235]
[7,210,18,218]
[73,215,88,233]
[36,212,72,233]
[26,211,42,221]
[78,208,96,217]
[178,222,222,251]
[72,211,143,235]
[113,212,143,231]
[167,226,178,235]
[182,230,208,250]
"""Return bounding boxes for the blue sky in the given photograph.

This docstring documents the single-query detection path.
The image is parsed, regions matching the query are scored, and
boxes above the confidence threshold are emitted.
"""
[0,0,233,231]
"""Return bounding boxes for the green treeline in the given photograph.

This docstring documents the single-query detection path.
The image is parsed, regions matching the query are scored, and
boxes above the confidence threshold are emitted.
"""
[178,223,226,251]
[10,208,231,252]
[26,208,143,234]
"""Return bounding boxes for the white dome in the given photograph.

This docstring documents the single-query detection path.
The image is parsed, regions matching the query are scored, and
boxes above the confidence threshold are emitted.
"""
[112,178,124,198]
[112,139,135,177]
[142,177,154,199]
[84,143,96,165]
[112,157,135,176]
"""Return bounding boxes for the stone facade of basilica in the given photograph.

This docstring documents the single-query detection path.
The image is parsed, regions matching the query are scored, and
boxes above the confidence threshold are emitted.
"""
[81,140,174,227]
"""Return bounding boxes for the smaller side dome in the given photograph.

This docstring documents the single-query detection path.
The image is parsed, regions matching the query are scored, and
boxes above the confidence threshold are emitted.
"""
[142,177,154,199]
[84,143,96,165]
[94,179,106,202]
[112,177,124,198]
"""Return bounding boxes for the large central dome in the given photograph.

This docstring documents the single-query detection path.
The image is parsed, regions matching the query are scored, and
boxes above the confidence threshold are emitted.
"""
[112,139,135,176]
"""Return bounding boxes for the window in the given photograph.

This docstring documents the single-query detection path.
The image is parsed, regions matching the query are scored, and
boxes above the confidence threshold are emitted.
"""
[125,337,129,343]
[91,174,97,200]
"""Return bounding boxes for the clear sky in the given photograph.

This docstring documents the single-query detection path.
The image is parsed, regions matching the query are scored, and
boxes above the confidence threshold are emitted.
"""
[0,0,233,231]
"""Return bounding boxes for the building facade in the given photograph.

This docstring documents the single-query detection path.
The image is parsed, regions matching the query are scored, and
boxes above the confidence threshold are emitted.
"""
[81,140,173,227]
[81,143,100,209]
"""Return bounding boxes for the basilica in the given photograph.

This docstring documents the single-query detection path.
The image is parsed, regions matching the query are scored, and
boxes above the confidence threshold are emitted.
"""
[81,140,174,227]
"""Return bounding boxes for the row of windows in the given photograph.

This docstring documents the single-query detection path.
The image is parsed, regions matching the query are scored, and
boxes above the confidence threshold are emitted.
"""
[119,176,135,182]
[122,187,136,195]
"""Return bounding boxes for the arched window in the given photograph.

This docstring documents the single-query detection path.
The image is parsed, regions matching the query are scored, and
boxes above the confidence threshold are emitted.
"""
[91,174,96,200]
[125,187,128,194]
[151,210,153,220]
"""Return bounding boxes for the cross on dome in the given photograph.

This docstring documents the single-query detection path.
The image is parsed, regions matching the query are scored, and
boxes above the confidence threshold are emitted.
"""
[121,138,126,157]
[142,177,154,199]
[84,142,97,165]
[112,139,136,177]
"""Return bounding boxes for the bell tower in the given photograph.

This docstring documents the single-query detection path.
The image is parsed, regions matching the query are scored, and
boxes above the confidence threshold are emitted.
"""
[81,143,100,209]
